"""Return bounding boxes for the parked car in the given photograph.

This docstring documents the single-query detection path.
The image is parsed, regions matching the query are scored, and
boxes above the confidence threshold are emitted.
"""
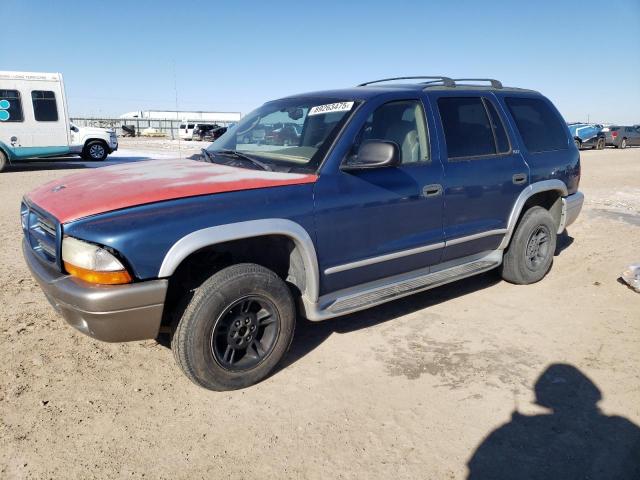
[178,122,196,140]
[568,123,606,150]
[203,126,227,141]
[192,124,220,141]
[605,125,640,149]
[22,76,583,391]
[271,124,302,146]
[0,71,118,170]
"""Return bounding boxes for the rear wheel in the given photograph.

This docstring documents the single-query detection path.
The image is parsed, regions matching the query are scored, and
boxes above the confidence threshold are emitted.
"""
[500,206,557,285]
[172,263,296,391]
[82,140,108,161]
[574,139,581,150]
[0,150,7,172]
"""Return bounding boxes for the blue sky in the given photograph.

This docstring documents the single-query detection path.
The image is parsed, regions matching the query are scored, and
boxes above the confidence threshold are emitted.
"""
[2,0,639,123]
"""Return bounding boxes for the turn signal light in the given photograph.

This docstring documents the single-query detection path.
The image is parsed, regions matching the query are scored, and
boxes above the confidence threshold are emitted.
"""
[64,262,132,285]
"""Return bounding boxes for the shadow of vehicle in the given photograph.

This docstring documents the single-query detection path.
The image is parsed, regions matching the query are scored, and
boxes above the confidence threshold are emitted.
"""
[555,230,574,256]
[467,363,640,479]
[282,270,501,370]
[4,155,154,172]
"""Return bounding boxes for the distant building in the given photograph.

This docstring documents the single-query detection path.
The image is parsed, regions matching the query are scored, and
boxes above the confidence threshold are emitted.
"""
[119,110,241,123]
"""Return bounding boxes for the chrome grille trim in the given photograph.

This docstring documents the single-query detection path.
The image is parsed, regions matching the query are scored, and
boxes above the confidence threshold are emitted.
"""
[22,202,59,264]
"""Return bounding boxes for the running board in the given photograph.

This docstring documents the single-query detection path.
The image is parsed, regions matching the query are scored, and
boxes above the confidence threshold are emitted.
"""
[302,250,502,321]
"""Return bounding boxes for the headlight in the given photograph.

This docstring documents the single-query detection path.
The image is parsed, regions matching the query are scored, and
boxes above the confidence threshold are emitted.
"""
[62,236,132,285]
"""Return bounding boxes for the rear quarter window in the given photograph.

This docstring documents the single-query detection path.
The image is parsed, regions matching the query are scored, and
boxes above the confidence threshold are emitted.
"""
[505,97,568,153]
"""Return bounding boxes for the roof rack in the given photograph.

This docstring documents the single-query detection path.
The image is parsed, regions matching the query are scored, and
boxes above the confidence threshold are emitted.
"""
[357,76,455,88]
[451,78,503,89]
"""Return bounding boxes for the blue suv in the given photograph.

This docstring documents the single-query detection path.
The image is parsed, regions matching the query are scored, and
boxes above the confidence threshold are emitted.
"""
[22,76,583,390]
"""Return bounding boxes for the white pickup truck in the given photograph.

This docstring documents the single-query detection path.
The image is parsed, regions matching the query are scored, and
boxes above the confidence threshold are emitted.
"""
[0,71,118,172]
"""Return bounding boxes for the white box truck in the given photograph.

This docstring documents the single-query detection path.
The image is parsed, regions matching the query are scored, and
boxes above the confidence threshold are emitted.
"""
[0,71,118,171]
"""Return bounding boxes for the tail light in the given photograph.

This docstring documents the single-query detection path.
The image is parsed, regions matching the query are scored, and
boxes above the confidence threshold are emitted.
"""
[612,131,618,138]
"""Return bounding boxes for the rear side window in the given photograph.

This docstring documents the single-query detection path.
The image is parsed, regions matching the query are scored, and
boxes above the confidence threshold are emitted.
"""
[31,91,59,122]
[0,90,24,122]
[438,97,507,159]
[188,124,195,129]
[505,97,567,152]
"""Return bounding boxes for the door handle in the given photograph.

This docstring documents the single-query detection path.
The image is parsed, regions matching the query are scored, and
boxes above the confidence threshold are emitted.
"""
[512,173,527,185]
[422,184,443,197]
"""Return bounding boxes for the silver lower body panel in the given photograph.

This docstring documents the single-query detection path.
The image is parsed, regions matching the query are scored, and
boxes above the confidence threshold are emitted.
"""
[301,250,502,321]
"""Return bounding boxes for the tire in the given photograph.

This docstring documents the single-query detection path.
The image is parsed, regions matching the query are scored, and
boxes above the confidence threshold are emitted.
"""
[620,138,627,149]
[574,139,581,150]
[0,149,7,172]
[500,206,557,285]
[172,263,296,391]
[82,140,109,161]
[597,138,606,150]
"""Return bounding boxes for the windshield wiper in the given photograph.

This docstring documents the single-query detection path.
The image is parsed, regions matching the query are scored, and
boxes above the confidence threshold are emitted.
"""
[200,148,214,162]
[218,150,272,171]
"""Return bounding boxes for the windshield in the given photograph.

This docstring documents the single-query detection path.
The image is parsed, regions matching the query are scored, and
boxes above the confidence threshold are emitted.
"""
[206,98,358,173]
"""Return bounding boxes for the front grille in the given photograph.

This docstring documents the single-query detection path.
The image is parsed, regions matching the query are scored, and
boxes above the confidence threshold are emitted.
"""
[22,202,59,265]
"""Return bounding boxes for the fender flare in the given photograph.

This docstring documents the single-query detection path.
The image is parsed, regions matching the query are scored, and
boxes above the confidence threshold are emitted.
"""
[158,219,320,302]
[498,179,568,250]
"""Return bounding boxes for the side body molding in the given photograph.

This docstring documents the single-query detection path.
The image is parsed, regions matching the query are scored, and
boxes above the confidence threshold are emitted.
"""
[498,179,568,250]
[158,219,320,302]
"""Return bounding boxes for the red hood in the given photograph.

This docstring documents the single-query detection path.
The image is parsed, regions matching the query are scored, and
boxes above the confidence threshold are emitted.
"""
[26,159,317,223]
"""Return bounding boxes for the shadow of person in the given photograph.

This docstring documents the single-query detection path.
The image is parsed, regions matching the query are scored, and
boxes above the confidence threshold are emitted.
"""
[467,364,640,479]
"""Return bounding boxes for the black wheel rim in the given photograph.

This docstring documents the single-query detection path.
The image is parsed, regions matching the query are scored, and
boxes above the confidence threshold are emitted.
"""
[210,295,279,372]
[90,144,105,159]
[525,225,551,270]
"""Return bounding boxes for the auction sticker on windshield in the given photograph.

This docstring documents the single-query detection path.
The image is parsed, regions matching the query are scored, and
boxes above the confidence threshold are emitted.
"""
[308,102,354,116]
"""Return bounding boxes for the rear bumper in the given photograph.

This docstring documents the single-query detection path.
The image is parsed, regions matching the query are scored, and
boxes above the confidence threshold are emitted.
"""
[559,191,584,233]
[23,240,167,342]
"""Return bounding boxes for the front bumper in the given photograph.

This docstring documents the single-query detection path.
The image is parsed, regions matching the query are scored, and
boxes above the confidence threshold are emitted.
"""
[23,240,167,342]
[559,191,584,233]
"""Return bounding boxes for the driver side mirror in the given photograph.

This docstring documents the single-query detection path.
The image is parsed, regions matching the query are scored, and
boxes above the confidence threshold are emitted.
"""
[70,125,79,133]
[342,140,400,171]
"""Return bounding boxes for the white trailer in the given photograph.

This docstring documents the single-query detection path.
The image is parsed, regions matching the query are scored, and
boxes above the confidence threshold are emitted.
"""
[0,71,118,171]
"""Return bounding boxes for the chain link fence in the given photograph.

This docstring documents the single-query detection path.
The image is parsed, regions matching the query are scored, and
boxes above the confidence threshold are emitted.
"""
[70,117,236,139]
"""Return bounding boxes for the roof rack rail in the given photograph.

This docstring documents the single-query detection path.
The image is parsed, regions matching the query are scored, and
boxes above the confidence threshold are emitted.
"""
[451,78,503,89]
[357,76,455,88]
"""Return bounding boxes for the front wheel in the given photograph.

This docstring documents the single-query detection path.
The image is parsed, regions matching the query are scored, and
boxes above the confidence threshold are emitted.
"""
[500,206,557,285]
[0,149,7,172]
[620,138,627,149]
[172,263,296,391]
[82,140,109,161]
[596,138,606,150]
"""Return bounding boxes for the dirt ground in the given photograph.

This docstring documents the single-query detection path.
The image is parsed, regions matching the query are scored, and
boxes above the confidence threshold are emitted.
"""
[1,140,639,479]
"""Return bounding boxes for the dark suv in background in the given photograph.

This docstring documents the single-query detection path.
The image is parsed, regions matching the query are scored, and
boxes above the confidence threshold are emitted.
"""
[605,125,640,148]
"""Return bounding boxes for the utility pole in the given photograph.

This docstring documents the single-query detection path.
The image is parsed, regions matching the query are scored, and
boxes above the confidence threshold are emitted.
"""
[173,60,181,159]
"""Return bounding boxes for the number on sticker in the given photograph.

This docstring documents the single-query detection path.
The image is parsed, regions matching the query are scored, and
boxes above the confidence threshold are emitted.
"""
[308,102,354,116]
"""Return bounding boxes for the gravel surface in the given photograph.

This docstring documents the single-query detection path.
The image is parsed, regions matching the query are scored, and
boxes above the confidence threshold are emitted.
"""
[1,140,639,479]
